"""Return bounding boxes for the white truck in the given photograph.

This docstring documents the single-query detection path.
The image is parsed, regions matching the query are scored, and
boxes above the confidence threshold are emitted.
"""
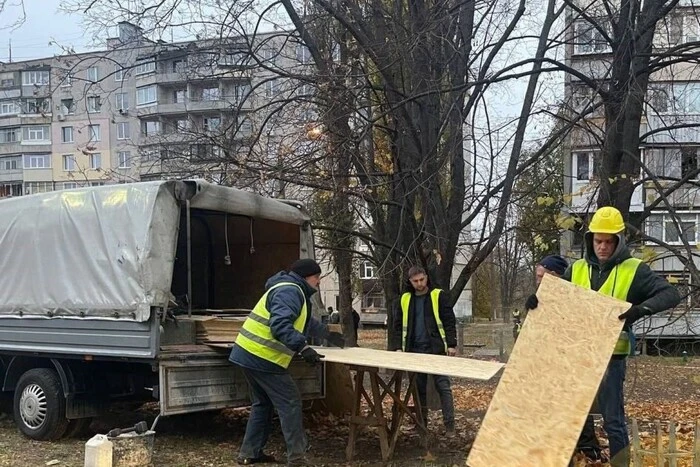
[0,180,324,440]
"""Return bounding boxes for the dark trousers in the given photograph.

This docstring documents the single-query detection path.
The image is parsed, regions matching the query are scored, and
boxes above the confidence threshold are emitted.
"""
[574,358,628,466]
[238,367,308,464]
[597,358,629,467]
[410,345,455,428]
[576,414,601,455]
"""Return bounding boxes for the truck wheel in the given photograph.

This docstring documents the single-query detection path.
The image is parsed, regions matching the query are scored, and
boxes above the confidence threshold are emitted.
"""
[13,368,69,440]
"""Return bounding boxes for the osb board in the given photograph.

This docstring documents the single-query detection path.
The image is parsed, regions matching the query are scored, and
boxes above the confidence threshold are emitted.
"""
[466,274,630,467]
[314,347,503,381]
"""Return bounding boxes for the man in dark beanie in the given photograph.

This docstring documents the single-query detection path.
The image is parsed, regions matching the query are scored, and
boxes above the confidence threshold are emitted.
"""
[230,258,344,466]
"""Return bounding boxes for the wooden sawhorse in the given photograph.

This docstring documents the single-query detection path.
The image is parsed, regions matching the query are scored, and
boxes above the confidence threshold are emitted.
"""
[345,365,428,461]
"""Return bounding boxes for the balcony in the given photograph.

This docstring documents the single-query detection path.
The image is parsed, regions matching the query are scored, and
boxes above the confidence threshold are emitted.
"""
[642,114,700,144]
[136,97,251,117]
[569,179,644,213]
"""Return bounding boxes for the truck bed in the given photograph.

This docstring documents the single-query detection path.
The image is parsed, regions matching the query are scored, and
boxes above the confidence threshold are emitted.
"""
[0,317,156,359]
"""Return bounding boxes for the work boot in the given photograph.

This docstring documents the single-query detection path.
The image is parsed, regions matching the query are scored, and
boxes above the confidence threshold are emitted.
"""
[237,453,277,465]
[445,425,456,439]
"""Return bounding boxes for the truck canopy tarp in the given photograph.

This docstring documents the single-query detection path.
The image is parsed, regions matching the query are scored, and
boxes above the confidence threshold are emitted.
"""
[0,180,309,322]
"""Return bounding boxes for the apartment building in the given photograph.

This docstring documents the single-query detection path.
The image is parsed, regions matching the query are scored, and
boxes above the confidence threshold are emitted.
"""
[562,0,700,344]
[0,22,313,195]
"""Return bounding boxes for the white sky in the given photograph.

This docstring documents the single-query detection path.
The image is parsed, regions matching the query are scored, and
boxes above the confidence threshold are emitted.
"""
[0,0,94,62]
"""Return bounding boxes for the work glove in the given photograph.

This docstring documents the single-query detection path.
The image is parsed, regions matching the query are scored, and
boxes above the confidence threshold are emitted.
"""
[300,346,324,365]
[524,294,538,311]
[618,305,647,327]
[326,331,346,348]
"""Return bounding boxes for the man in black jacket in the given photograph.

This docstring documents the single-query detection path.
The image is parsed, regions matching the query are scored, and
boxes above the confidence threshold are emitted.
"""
[391,265,457,436]
[528,206,680,467]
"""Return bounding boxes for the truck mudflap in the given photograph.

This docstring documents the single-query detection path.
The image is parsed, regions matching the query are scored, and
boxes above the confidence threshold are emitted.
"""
[158,355,325,416]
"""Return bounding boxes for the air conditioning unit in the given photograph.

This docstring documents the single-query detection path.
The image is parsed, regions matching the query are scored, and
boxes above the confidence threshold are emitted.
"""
[57,114,65,121]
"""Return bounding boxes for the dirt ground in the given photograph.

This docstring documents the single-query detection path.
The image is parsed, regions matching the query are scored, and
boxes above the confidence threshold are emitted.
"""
[0,327,698,467]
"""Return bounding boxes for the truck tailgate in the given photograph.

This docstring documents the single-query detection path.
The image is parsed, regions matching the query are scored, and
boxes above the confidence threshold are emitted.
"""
[158,345,324,416]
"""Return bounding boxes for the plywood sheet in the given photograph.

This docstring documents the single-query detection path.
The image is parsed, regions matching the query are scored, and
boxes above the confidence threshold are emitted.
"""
[314,347,503,381]
[466,274,630,467]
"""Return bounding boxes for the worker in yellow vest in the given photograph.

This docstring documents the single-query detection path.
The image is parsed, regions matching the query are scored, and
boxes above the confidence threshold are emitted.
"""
[527,206,680,467]
[229,258,345,467]
[390,265,457,437]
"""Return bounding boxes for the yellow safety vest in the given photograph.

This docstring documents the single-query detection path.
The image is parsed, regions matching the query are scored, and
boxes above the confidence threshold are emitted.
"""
[571,257,642,356]
[400,289,447,352]
[235,282,308,369]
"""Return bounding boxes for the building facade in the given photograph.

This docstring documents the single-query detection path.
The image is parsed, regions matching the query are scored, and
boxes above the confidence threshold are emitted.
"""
[562,0,700,343]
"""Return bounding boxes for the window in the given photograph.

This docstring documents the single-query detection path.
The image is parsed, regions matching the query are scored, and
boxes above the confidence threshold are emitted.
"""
[647,213,699,245]
[117,122,130,140]
[89,153,102,170]
[236,83,252,103]
[685,15,700,42]
[23,154,51,169]
[647,147,700,179]
[296,44,311,64]
[172,60,185,73]
[87,66,99,82]
[665,273,697,308]
[573,151,598,181]
[62,154,76,171]
[297,83,314,97]
[359,261,375,279]
[90,181,105,187]
[58,70,72,87]
[263,47,277,65]
[1,78,15,87]
[142,120,160,136]
[115,92,129,111]
[648,85,672,114]
[23,98,50,114]
[0,100,18,115]
[24,181,53,194]
[190,143,217,160]
[22,125,50,143]
[118,151,131,169]
[61,126,74,143]
[173,89,186,103]
[0,127,19,143]
[264,80,278,98]
[63,182,78,189]
[574,21,609,54]
[22,70,50,85]
[201,87,220,101]
[362,293,386,311]
[88,124,101,142]
[136,85,157,106]
[682,148,699,178]
[220,50,248,67]
[176,119,189,131]
[114,66,124,81]
[204,117,221,132]
[238,118,253,136]
[60,98,75,115]
[0,157,20,170]
[655,14,683,48]
[87,96,101,113]
[134,61,156,75]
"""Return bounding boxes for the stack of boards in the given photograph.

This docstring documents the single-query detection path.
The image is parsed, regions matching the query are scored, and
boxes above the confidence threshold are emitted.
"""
[187,313,249,344]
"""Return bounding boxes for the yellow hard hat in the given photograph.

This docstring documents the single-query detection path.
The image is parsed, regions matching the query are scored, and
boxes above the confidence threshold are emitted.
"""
[588,206,625,234]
